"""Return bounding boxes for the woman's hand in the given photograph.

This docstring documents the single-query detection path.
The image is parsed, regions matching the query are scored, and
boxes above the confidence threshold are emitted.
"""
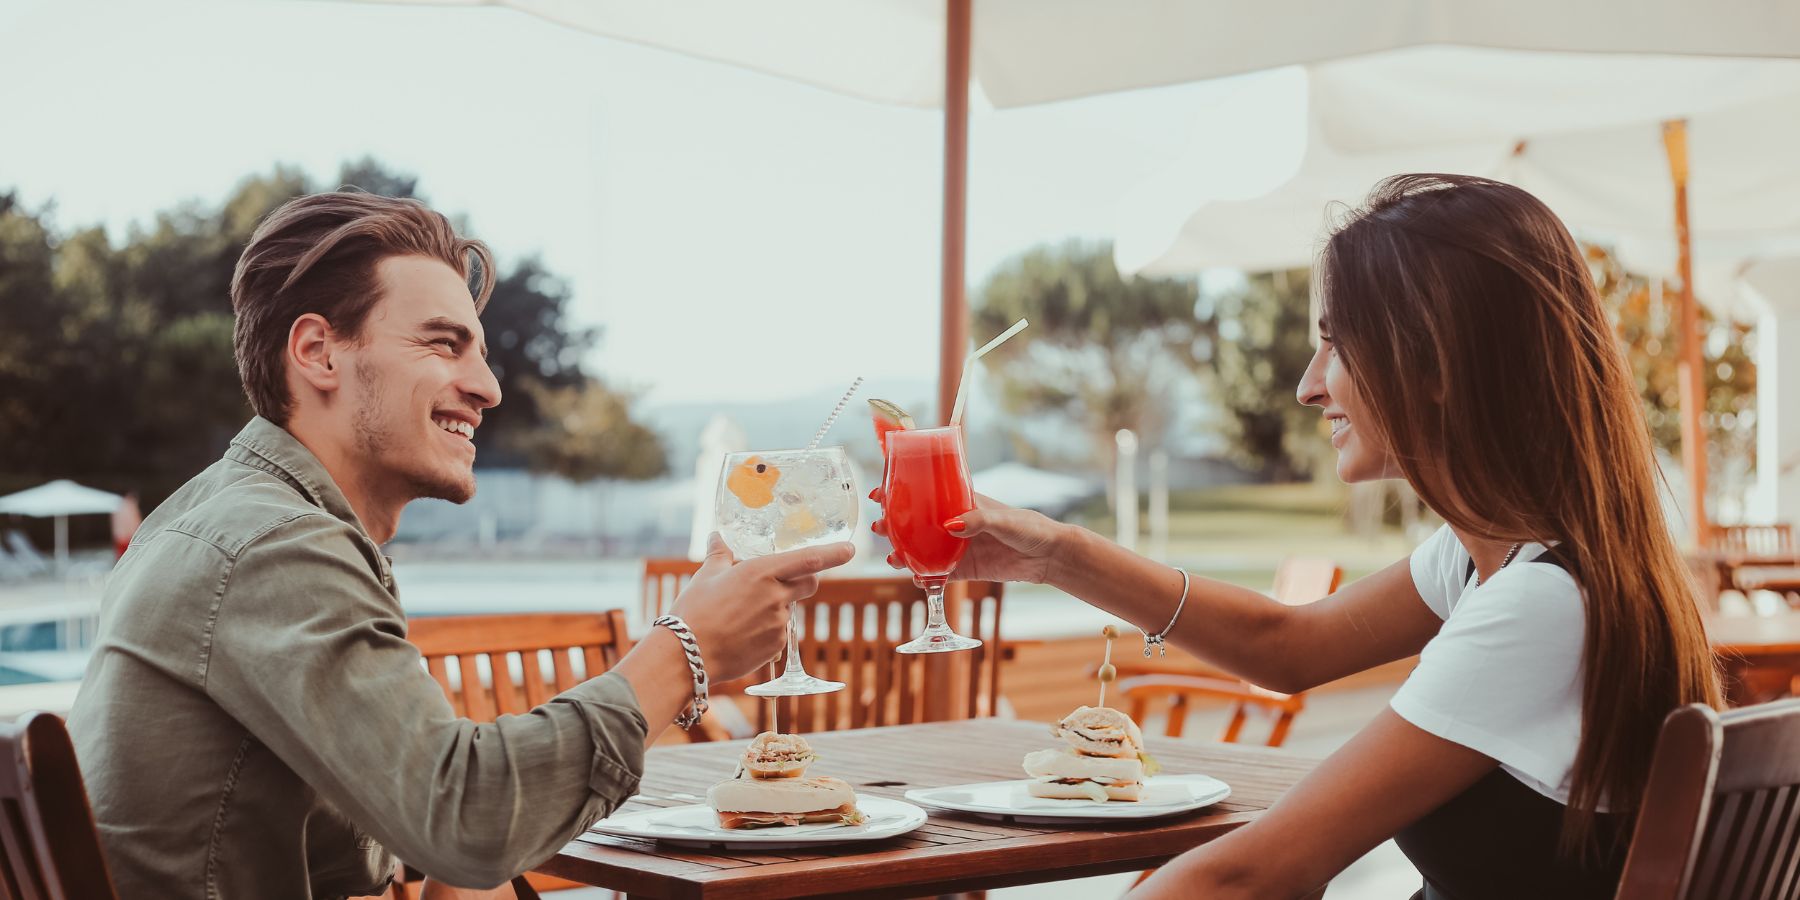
[870,491,1070,585]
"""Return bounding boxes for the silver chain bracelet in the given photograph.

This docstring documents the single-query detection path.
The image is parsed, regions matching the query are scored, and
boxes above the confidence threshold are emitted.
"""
[651,615,710,730]
[1136,567,1190,657]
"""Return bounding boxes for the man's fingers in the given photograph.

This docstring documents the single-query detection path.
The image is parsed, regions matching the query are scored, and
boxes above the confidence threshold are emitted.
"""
[783,574,822,601]
[755,541,856,580]
[698,532,736,573]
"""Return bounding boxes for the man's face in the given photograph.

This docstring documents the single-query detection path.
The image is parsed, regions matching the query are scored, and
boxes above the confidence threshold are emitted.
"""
[336,255,500,504]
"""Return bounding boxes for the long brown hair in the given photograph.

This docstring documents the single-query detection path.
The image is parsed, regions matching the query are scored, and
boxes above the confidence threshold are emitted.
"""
[230,190,495,425]
[1318,174,1721,854]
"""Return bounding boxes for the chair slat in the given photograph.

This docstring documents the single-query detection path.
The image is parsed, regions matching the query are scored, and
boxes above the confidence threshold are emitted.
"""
[551,649,576,694]
[521,650,550,710]
[457,655,492,721]
[490,652,520,717]
[425,657,455,713]
[0,715,120,899]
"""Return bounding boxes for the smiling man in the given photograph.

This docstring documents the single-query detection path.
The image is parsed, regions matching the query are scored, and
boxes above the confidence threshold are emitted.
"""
[67,191,851,899]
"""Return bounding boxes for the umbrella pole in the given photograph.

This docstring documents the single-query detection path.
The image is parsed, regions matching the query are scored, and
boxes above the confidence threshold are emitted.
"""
[924,0,973,724]
[55,514,68,575]
[1662,120,1709,546]
[937,0,972,427]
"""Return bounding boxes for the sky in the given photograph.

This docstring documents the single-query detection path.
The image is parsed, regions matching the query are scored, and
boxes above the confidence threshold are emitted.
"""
[0,0,1239,407]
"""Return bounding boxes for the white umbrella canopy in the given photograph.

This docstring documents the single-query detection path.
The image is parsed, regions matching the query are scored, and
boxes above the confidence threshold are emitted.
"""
[0,480,123,517]
[344,0,1800,538]
[354,0,1800,109]
[0,480,125,574]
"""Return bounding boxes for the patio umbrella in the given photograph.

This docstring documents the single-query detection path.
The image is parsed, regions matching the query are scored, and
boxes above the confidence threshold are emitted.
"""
[1113,58,1800,541]
[338,0,1800,432]
[0,479,125,573]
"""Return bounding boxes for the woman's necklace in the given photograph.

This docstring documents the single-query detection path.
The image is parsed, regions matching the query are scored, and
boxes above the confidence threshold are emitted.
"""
[1472,542,1524,588]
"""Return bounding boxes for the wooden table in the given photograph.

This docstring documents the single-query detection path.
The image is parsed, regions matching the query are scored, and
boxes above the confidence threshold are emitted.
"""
[540,719,1319,898]
[1709,611,1800,706]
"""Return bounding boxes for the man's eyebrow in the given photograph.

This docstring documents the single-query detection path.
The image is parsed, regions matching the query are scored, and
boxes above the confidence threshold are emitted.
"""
[419,317,488,358]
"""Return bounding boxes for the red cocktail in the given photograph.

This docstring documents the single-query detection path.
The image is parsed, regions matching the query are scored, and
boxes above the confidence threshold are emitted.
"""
[882,425,982,653]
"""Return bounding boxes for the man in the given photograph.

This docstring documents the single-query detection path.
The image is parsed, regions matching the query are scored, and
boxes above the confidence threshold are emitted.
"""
[67,191,853,899]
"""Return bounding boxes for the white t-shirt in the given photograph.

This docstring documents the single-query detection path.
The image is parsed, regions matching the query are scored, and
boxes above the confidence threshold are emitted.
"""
[1389,524,1587,804]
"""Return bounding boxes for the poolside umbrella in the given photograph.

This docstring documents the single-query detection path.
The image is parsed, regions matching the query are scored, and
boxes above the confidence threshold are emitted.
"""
[336,0,1800,436]
[0,480,125,573]
[1114,55,1800,541]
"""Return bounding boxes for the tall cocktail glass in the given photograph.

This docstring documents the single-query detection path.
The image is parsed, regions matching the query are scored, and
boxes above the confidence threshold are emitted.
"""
[716,446,858,695]
[882,426,982,653]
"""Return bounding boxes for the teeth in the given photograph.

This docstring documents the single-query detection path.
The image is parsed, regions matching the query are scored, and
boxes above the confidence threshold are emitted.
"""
[433,417,475,438]
[1330,419,1349,437]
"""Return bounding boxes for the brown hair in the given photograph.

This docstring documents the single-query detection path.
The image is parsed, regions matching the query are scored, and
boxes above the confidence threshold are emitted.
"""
[1319,174,1721,855]
[229,190,496,424]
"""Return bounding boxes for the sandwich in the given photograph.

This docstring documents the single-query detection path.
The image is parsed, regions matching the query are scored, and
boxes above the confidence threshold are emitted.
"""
[708,732,865,829]
[1023,706,1159,802]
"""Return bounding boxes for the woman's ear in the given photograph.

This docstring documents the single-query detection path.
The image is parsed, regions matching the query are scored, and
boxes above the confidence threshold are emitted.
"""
[287,313,340,394]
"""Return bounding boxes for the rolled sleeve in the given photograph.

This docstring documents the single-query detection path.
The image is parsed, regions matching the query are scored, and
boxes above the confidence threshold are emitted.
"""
[204,513,648,887]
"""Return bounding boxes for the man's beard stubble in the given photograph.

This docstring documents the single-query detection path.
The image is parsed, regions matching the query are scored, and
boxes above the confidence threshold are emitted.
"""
[351,358,477,505]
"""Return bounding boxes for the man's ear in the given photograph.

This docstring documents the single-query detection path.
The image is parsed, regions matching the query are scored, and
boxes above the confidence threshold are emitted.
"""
[287,313,341,395]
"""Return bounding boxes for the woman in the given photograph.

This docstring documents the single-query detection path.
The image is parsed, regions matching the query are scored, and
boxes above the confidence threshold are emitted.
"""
[878,175,1720,899]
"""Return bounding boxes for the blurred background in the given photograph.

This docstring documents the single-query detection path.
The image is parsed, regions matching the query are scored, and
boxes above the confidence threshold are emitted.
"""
[3,2,1795,895]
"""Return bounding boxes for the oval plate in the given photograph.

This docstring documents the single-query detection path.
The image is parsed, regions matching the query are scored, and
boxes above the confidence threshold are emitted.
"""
[904,773,1231,825]
[589,795,927,850]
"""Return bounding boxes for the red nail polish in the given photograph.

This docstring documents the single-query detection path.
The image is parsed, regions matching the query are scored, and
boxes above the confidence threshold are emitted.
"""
[945,518,966,532]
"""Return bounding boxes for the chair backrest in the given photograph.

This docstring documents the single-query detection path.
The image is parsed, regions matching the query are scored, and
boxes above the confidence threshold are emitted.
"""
[763,579,1006,734]
[642,558,702,621]
[0,712,119,900]
[1617,698,1800,899]
[1708,524,1797,559]
[1271,558,1343,606]
[407,612,633,720]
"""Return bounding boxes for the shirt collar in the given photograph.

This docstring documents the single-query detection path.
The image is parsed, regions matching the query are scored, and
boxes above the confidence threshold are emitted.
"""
[225,416,370,538]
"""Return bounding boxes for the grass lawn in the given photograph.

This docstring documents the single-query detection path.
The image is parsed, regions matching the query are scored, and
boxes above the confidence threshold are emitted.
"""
[1068,481,1422,591]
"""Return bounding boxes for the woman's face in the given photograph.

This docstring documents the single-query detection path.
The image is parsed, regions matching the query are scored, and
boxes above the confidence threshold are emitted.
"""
[1296,323,1400,483]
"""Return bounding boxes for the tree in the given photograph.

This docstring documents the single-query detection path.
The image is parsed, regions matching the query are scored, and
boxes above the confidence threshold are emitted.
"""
[0,158,665,518]
[507,377,668,482]
[1589,244,1757,494]
[973,241,1203,471]
[1202,268,1326,481]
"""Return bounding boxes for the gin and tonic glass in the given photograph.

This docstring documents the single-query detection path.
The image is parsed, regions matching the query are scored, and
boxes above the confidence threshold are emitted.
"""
[715,446,858,696]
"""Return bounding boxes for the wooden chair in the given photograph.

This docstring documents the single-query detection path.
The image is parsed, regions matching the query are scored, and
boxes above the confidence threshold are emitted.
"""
[1115,558,1342,747]
[744,579,1007,735]
[408,612,634,721]
[0,712,119,900]
[1707,524,1797,559]
[1616,698,1800,899]
[641,558,702,621]
[403,612,639,897]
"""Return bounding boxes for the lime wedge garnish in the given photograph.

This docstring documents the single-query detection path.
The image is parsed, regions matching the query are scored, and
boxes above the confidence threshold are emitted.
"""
[867,399,916,430]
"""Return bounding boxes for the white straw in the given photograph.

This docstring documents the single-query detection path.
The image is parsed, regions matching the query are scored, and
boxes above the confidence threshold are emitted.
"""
[807,376,864,450]
[949,318,1028,426]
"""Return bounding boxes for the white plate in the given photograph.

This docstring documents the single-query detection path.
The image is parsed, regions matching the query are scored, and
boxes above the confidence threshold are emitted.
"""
[589,795,927,850]
[904,774,1231,824]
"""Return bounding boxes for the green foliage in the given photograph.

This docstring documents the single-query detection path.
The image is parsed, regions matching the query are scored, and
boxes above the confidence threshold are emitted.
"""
[1202,269,1325,481]
[507,378,668,483]
[973,241,1202,466]
[1589,244,1756,474]
[0,159,663,509]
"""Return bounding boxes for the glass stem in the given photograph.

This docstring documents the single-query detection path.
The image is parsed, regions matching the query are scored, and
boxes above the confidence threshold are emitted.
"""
[781,602,806,676]
[923,579,950,634]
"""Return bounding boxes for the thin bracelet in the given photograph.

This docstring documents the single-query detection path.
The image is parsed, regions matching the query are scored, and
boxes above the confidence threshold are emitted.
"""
[651,615,710,730]
[1137,567,1190,658]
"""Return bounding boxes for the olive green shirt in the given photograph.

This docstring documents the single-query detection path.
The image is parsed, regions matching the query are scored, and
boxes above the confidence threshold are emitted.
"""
[68,417,648,898]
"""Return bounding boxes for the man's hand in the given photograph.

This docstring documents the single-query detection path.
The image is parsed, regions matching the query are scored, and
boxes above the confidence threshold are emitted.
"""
[670,534,855,682]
